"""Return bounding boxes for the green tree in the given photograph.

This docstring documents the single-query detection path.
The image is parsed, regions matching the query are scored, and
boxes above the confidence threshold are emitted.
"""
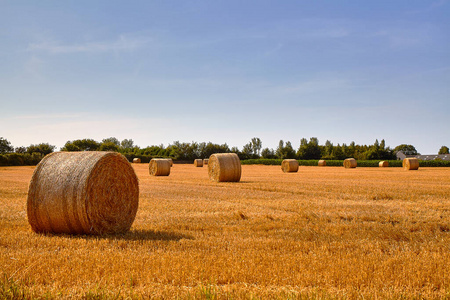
[297,137,321,159]
[251,137,262,157]
[439,146,449,154]
[102,137,120,146]
[394,144,418,155]
[15,146,27,153]
[0,137,13,154]
[62,139,100,151]
[261,147,276,159]
[276,140,296,159]
[99,142,119,152]
[120,139,134,151]
[26,143,55,155]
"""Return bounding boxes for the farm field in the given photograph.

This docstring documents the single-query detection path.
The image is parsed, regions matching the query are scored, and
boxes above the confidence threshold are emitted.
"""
[1,164,450,299]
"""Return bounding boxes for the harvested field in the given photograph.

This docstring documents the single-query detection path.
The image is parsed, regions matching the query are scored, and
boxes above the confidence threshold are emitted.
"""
[1,165,450,299]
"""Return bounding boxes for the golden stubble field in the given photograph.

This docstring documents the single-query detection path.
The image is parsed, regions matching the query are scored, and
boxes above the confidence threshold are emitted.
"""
[1,164,450,299]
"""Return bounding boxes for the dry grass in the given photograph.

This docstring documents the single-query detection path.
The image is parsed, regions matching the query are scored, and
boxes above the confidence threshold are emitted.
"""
[1,165,450,299]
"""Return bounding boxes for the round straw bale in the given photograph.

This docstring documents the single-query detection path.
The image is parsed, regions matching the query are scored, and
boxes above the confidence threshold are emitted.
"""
[167,158,173,167]
[203,158,209,165]
[133,157,141,163]
[194,159,203,167]
[318,160,326,166]
[27,151,139,235]
[403,158,419,170]
[281,159,299,172]
[343,158,357,168]
[208,153,241,182]
[149,158,171,176]
[379,161,389,167]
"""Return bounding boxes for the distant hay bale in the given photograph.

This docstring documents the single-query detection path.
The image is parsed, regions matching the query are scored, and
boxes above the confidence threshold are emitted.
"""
[203,159,209,165]
[133,158,141,163]
[208,153,241,182]
[403,158,419,170]
[379,161,389,167]
[281,159,299,173]
[149,158,171,176]
[343,158,357,168]
[194,159,203,167]
[27,151,139,235]
[318,160,326,166]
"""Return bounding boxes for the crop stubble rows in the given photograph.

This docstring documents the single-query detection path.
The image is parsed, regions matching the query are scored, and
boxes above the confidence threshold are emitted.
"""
[0,165,449,299]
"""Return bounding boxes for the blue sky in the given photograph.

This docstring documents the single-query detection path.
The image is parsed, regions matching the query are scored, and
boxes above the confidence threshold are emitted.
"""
[1,1,449,153]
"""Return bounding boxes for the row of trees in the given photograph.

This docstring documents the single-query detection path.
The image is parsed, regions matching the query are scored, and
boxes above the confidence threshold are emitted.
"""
[2,136,449,161]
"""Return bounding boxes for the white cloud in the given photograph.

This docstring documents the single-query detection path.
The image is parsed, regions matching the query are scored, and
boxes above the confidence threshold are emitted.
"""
[27,34,151,54]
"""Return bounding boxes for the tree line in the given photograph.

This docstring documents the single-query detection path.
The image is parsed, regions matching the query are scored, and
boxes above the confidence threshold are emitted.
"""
[1,136,449,165]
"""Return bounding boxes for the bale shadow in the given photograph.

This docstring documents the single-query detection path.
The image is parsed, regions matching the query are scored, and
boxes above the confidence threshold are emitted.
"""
[41,229,194,241]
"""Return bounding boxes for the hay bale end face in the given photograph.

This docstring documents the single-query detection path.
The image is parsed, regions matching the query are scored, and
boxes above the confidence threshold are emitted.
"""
[403,158,419,170]
[281,159,299,173]
[343,158,357,168]
[203,158,209,165]
[149,158,171,176]
[208,153,241,182]
[27,151,139,235]
[318,160,326,166]
[133,158,141,163]
[379,161,389,167]
[194,159,203,167]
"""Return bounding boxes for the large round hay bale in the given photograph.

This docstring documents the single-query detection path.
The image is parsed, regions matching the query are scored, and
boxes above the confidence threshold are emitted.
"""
[203,158,209,165]
[194,159,203,167]
[208,153,241,182]
[318,160,326,166]
[27,151,139,235]
[403,158,419,170]
[167,158,173,167]
[133,157,141,163]
[281,159,299,173]
[343,158,357,168]
[379,161,389,167]
[149,158,171,176]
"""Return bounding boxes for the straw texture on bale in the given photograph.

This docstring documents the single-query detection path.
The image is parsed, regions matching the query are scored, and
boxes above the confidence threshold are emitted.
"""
[379,161,389,167]
[133,158,141,163]
[403,158,419,170]
[343,158,357,168]
[203,159,209,165]
[27,151,139,235]
[318,160,326,166]
[208,153,241,182]
[281,159,299,173]
[167,158,173,167]
[194,159,203,167]
[149,158,171,176]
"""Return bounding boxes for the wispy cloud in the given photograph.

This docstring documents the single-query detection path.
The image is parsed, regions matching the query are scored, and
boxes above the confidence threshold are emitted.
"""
[405,0,449,15]
[27,34,151,54]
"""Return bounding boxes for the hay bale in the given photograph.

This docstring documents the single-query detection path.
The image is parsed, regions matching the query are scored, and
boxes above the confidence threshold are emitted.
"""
[281,159,299,173]
[133,158,141,163]
[379,161,389,167]
[149,158,171,176]
[27,151,139,235]
[403,158,419,170]
[167,158,173,167]
[208,153,241,182]
[318,160,326,166]
[343,158,357,168]
[203,159,209,165]
[194,159,203,167]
